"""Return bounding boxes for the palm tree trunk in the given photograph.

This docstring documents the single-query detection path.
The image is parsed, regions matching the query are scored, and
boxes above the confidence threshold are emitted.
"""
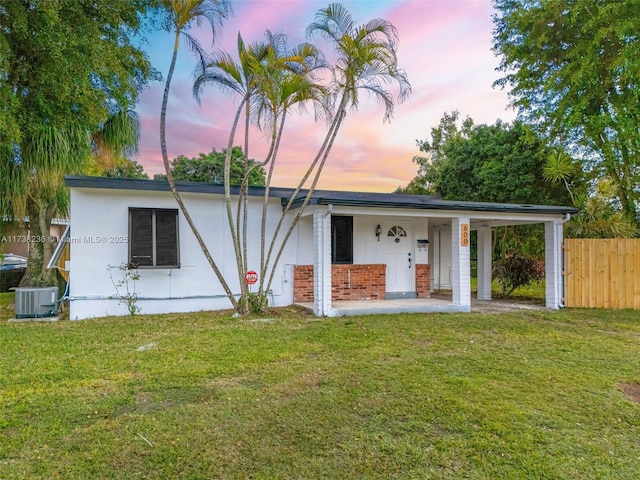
[258,112,286,294]
[223,101,249,313]
[265,106,347,293]
[161,32,237,310]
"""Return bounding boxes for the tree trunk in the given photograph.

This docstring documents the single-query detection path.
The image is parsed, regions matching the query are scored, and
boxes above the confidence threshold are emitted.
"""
[160,31,238,310]
[19,197,58,287]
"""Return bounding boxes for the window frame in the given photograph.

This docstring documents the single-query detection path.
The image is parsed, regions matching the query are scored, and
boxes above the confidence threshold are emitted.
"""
[128,207,180,269]
[331,215,353,264]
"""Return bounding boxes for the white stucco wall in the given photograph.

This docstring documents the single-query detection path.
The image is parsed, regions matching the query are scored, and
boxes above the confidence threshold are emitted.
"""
[67,185,571,318]
[428,225,453,290]
[297,212,430,269]
[68,187,299,319]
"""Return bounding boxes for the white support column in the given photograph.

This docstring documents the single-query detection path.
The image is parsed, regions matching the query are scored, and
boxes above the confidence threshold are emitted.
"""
[477,227,492,301]
[427,224,435,293]
[545,220,564,309]
[313,208,332,316]
[451,217,471,311]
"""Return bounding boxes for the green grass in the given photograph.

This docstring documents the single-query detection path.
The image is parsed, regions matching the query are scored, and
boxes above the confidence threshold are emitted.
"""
[470,277,546,301]
[1,291,14,321]
[2,308,640,479]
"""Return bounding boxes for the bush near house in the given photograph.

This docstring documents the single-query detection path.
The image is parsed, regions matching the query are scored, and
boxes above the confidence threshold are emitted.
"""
[494,253,545,297]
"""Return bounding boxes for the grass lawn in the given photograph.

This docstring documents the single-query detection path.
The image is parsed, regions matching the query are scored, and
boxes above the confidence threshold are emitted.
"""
[470,277,546,302]
[1,307,640,479]
[1,291,14,321]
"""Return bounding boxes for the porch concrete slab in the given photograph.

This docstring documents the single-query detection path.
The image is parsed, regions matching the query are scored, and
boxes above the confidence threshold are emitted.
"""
[296,298,469,317]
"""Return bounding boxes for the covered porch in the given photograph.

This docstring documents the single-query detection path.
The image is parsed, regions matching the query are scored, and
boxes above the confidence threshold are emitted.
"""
[287,190,575,317]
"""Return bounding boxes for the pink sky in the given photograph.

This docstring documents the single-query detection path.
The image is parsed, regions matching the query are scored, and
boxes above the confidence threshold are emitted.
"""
[135,0,515,192]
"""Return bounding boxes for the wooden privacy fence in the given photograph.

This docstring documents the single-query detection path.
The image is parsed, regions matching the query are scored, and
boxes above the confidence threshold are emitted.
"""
[564,239,640,309]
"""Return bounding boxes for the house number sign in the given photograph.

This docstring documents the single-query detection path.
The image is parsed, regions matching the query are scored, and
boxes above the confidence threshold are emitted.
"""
[245,270,258,285]
[461,223,469,247]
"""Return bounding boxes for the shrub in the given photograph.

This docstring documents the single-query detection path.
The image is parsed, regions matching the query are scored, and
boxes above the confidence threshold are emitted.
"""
[494,254,545,296]
[239,292,269,315]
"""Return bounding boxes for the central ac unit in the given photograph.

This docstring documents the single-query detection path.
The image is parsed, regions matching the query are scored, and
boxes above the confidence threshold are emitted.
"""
[15,287,58,318]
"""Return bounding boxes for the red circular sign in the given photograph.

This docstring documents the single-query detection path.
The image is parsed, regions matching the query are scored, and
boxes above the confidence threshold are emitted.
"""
[245,270,258,285]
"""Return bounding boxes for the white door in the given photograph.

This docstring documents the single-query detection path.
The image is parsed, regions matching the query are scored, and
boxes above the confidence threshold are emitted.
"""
[383,221,414,295]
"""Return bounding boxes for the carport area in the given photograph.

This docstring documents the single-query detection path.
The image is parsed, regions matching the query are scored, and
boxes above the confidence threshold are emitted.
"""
[296,294,546,317]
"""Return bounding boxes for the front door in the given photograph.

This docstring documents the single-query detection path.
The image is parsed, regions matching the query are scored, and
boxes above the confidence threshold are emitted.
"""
[383,221,415,298]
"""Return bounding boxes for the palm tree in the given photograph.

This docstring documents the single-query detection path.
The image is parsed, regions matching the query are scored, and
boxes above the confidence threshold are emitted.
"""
[263,3,411,294]
[93,110,141,170]
[544,152,638,238]
[194,30,326,313]
[10,125,91,287]
[189,4,410,314]
[4,110,140,287]
[158,0,236,307]
[193,32,275,310]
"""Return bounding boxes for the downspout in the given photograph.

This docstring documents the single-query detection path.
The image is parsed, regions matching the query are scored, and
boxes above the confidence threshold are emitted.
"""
[325,204,333,217]
[437,230,441,290]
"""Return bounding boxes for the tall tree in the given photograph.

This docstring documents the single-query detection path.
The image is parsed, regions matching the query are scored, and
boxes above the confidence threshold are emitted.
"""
[0,0,156,286]
[405,112,574,257]
[194,30,326,313]
[263,3,411,296]
[408,112,572,205]
[493,0,640,224]
[158,0,234,306]
[163,3,408,314]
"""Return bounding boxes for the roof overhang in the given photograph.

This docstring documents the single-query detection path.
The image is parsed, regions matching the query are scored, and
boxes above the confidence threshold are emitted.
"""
[64,175,578,218]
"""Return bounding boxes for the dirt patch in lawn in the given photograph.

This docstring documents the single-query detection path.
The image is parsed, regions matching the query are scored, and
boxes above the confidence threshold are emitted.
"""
[472,299,546,314]
[619,383,640,403]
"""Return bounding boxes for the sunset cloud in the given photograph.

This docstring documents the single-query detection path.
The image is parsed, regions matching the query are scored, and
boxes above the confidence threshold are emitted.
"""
[136,0,516,191]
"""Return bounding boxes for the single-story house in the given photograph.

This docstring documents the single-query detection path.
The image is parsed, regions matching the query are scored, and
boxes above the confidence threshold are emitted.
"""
[63,175,578,320]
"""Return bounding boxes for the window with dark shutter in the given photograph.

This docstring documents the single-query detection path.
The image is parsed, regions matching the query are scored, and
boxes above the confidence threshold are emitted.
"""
[331,215,353,264]
[129,208,180,268]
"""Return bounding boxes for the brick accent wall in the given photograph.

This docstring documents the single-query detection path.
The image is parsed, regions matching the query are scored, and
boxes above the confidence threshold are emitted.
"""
[332,264,386,301]
[293,265,315,303]
[293,264,386,302]
[416,264,431,298]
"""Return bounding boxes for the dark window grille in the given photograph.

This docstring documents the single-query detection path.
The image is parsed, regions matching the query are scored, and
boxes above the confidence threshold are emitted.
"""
[129,208,180,268]
[331,216,353,264]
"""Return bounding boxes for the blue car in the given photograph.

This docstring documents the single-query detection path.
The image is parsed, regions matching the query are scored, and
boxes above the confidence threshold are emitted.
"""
[0,254,27,292]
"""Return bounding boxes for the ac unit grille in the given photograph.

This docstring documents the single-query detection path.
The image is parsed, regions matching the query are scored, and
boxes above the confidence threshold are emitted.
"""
[15,287,58,318]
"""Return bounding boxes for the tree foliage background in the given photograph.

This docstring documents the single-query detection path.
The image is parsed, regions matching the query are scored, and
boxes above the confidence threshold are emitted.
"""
[153,146,265,185]
[493,0,640,226]
[402,111,575,258]
[406,111,573,206]
[0,0,158,286]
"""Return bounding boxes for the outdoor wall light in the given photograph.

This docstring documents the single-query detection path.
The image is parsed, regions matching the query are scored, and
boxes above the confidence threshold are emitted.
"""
[376,224,382,241]
[417,239,430,251]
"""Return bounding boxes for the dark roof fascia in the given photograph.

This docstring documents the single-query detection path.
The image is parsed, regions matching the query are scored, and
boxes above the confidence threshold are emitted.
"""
[283,191,442,210]
[65,175,579,216]
[303,193,578,216]
[64,175,295,198]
